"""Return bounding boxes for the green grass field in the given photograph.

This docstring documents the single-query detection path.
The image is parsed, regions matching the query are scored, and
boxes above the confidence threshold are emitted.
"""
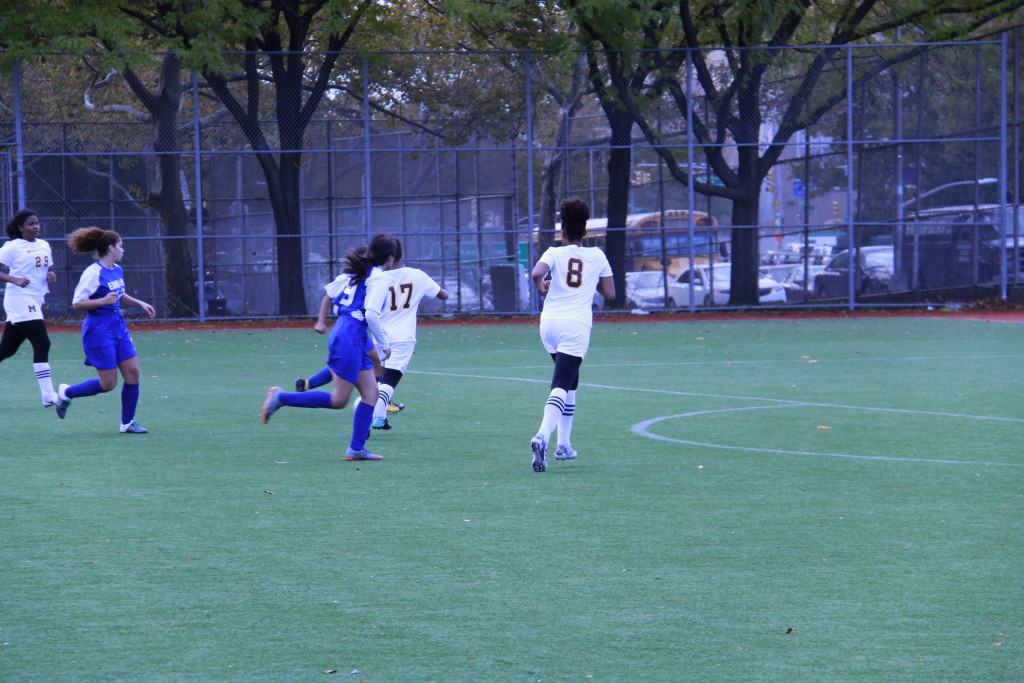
[2,316,1022,682]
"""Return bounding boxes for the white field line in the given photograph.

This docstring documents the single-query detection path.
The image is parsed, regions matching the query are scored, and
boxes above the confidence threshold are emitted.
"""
[411,369,1024,466]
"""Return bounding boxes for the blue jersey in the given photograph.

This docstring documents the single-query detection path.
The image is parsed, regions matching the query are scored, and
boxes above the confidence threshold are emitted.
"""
[72,261,126,315]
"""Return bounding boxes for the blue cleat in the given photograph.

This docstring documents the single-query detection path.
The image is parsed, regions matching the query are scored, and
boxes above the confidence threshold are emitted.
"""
[55,383,71,420]
[261,387,283,424]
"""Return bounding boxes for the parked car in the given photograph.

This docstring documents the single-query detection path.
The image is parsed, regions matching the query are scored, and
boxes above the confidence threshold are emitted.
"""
[624,271,675,310]
[780,265,827,303]
[813,246,894,299]
[669,263,787,306]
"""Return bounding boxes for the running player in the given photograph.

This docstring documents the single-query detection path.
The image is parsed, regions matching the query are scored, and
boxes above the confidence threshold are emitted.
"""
[295,263,448,431]
[260,233,401,461]
[0,209,59,407]
[54,227,157,433]
[529,197,615,472]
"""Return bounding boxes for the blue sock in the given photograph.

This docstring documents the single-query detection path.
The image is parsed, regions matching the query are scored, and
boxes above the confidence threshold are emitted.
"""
[66,378,105,399]
[121,382,140,424]
[280,390,332,409]
[307,367,332,390]
[350,401,374,451]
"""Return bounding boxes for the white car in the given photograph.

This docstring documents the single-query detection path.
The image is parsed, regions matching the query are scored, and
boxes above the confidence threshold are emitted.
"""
[669,263,786,306]
[623,271,675,309]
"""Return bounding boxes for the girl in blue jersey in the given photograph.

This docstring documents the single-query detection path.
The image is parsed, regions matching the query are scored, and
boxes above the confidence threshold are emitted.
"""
[260,233,400,461]
[54,227,156,433]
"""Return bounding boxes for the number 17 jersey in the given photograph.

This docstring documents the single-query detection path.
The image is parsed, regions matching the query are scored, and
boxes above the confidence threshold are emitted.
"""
[538,244,612,327]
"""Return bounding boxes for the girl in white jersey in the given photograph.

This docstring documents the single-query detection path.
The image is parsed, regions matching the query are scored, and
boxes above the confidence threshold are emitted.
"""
[528,198,615,472]
[0,209,59,406]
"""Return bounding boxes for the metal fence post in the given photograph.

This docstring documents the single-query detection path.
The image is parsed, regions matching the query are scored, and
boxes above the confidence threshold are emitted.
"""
[846,45,856,310]
[192,73,206,322]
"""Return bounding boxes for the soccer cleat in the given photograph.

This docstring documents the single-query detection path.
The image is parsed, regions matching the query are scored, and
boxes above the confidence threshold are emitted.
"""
[371,417,392,430]
[119,420,148,434]
[55,383,71,419]
[261,386,283,424]
[345,447,383,461]
[531,434,547,472]
[294,377,308,392]
[387,401,404,413]
[555,444,578,461]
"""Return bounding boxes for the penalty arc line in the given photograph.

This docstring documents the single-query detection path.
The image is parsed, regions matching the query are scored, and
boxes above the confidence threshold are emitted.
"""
[413,369,1024,466]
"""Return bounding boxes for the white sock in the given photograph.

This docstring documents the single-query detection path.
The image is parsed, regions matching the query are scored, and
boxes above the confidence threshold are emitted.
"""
[375,383,394,421]
[33,363,56,402]
[557,390,576,447]
[537,388,567,441]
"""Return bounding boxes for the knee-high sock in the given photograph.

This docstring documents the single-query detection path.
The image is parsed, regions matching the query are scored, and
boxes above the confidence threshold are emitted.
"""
[33,362,55,400]
[280,390,332,409]
[374,383,394,421]
[557,389,576,447]
[65,378,105,399]
[537,387,567,441]
[307,367,332,390]
[120,382,140,424]
[350,401,374,451]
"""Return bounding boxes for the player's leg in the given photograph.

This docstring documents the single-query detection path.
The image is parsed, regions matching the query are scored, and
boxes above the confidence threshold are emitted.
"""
[296,366,332,392]
[0,319,27,363]
[116,355,147,433]
[18,319,58,406]
[346,368,382,460]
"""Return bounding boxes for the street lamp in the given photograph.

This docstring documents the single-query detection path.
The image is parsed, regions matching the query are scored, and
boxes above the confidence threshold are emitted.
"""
[900,177,998,210]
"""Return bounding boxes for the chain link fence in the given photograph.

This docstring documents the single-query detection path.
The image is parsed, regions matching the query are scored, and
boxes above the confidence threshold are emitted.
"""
[1,34,1021,320]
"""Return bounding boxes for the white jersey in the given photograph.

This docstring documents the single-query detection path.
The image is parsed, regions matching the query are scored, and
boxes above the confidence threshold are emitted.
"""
[0,238,53,322]
[538,244,612,326]
[380,267,441,343]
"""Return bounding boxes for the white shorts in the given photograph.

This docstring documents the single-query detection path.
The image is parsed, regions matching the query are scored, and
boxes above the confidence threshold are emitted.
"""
[3,289,45,323]
[381,340,416,374]
[539,318,592,358]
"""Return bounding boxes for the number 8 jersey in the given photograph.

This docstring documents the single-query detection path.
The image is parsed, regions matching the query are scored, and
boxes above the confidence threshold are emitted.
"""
[538,243,612,327]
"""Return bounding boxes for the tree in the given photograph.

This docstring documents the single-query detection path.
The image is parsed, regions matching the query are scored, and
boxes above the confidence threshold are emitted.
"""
[562,0,1024,304]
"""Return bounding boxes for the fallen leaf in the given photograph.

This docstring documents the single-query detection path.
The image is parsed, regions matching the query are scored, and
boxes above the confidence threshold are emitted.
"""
[323,670,337,674]
[785,628,793,634]
[264,491,274,495]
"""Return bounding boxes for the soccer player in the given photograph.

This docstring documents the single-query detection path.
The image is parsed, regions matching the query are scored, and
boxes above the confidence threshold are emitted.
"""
[529,197,615,472]
[0,209,59,407]
[295,263,448,431]
[54,227,157,433]
[260,233,401,461]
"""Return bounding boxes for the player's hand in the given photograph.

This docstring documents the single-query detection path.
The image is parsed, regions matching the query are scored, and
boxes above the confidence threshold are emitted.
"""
[381,347,392,361]
[47,271,56,283]
[101,291,119,305]
[313,321,327,335]
[537,279,550,293]
[141,302,156,318]
[14,277,30,288]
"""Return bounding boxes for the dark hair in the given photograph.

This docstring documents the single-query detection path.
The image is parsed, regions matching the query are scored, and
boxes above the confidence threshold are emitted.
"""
[559,197,590,242]
[342,233,402,284]
[68,226,122,257]
[6,209,38,240]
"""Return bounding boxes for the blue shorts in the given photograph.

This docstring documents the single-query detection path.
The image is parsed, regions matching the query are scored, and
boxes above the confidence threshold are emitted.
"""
[326,316,374,384]
[81,312,138,370]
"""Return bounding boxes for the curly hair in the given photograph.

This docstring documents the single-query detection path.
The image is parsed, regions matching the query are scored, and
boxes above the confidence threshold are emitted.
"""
[559,197,590,242]
[5,209,38,240]
[67,227,122,257]
[342,233,403,284]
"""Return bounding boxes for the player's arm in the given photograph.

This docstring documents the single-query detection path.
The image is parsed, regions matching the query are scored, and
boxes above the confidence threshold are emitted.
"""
[314,294,332,334]
[531,262,551,293]
[71,268,112,310]
[121,293,157,318]
[436,288,449,301]
[0,262,29,288]
[598,275,615,301]
[364,276,391,359]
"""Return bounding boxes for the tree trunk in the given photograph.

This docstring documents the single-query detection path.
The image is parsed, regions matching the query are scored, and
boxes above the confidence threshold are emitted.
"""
[143,56,197,318]
[729,193,761,306]
[605,116,632,309]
